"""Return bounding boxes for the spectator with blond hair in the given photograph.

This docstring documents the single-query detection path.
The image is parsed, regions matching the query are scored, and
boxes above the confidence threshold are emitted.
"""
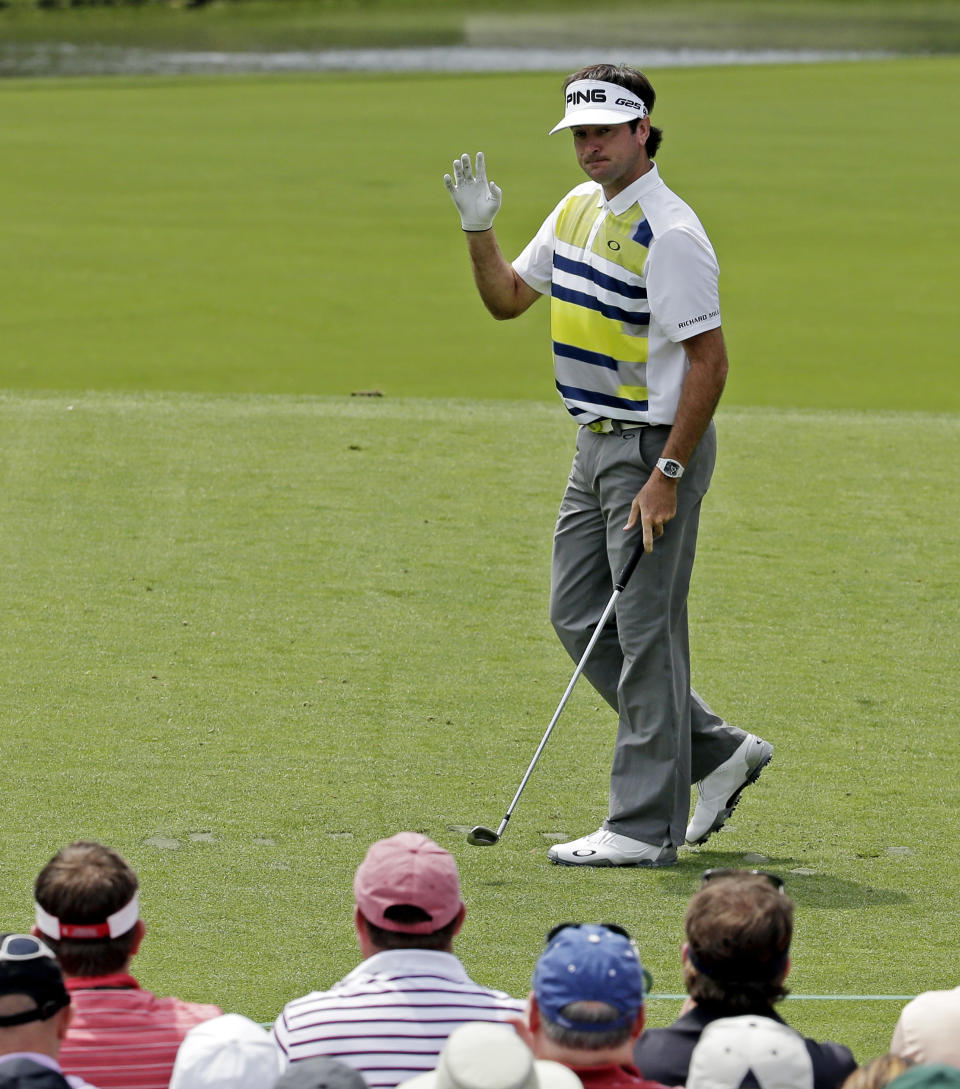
[843,1055,915,1089]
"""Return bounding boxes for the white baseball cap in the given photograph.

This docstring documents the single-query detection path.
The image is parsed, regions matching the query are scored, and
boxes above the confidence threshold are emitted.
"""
[687,1015,814,1089]
[169,1014,287,1089]
[398,1022,582,1089]
[549,80,648,135]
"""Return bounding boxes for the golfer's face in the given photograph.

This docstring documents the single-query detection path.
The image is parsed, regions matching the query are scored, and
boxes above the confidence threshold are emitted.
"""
[571,121,648,197]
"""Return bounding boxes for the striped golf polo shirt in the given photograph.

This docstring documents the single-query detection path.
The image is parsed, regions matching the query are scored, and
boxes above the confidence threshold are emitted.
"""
[58,973,222,1089]
[513,162,722,426]
[272,949,524,1089]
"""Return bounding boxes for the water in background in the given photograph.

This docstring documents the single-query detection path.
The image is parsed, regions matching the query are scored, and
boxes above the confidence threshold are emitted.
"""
[0,42,891,78]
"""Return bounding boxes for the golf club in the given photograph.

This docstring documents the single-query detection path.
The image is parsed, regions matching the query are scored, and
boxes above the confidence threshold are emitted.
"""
[467,533,647,847]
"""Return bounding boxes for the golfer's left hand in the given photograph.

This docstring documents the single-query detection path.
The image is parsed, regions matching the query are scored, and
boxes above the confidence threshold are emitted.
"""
[625,475,678,553]
[443,152,502,231]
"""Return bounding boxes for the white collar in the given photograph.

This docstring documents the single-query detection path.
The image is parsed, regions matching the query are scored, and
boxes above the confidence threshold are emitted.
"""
[348,948,469,982]
[599,161,661,216]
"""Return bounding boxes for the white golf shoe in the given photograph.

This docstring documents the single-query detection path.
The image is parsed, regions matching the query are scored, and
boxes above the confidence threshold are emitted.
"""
[548,828,677,868]
[686,733,774,845]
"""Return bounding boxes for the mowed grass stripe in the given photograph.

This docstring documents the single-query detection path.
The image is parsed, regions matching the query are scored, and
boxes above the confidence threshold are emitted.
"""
[0,391,956,1061]
[1,57,958,410]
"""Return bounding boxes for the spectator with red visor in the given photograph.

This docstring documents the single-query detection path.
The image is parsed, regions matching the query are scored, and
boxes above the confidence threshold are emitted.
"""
[32,842,221,1089]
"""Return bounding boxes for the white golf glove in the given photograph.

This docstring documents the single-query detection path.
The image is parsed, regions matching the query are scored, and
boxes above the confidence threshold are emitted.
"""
[443,152,502,232]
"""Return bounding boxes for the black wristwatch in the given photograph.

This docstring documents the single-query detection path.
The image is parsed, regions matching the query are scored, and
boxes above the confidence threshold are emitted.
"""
[656,457,685,480]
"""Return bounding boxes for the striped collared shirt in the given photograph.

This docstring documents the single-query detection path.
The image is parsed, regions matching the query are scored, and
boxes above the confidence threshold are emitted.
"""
[513,162,721,427]
[58,973,222,1089]
[272,949,524,1089]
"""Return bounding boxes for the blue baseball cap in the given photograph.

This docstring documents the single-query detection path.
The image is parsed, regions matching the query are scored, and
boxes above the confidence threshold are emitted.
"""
[533,924,645,1032]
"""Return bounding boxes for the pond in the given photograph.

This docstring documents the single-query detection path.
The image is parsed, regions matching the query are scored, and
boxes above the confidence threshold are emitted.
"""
[0,42,892,78]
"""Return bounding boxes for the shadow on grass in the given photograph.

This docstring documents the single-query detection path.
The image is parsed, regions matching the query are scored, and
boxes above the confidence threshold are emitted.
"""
[461,849,909,910]
[654,852,910,909]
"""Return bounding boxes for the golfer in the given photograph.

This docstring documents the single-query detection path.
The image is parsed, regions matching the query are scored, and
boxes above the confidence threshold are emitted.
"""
[443,64,773,867]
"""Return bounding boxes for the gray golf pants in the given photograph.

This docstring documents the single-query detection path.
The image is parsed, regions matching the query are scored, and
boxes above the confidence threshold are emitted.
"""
[550,420,746,847]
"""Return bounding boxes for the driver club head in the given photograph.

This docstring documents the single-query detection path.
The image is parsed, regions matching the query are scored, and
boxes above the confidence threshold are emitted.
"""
[466,825,500,847]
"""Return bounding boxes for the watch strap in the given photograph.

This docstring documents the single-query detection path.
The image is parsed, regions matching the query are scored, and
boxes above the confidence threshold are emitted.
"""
[656,457,685,480]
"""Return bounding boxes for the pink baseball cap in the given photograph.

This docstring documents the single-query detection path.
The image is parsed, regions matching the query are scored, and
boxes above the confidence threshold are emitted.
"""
[354,833,464,934]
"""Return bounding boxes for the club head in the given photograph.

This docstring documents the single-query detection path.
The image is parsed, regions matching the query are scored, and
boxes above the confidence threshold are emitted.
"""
[466,825,500,847]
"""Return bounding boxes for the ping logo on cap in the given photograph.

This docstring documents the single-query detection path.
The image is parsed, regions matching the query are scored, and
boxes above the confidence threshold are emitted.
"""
[567,88,608,105]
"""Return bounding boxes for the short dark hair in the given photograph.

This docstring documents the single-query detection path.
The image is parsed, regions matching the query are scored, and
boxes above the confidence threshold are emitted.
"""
[563,63,663,158]
[360,905,459,953]
[34,843,139,978]
[541,1001,633,1052]
[684,873,793,1012]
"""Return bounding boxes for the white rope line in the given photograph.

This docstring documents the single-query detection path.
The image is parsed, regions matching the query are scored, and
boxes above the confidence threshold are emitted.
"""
[647,993,914,1001]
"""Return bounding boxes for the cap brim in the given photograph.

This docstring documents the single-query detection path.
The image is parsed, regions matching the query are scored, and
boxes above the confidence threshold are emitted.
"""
[549,108,637,135]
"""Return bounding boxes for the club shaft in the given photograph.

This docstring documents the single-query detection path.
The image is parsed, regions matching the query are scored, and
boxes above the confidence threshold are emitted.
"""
[495,583,624,837]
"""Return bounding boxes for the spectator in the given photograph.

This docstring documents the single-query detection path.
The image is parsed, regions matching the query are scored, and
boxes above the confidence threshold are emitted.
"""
[518,923,665,1089]
[843,1055,915,1089]
[32,842,221,1089]
[398,1022,582,1089]
[686,1015,813,1089]
[633,870,856,1089]
[892,990,960,1068]
[0,933,90,1089]
[274,1058,369,1089]
[887,1069,960,1089]
[273,832,524,1089]
[169,1014,286,1089]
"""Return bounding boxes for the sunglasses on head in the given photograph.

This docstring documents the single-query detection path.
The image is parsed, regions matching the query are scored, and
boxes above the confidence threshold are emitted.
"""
[0,935,57,962]
[544,922,653,993]
[700,868,785,892]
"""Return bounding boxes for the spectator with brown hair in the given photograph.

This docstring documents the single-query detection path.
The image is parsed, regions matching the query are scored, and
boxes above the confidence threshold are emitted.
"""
[632,869,855,1089]
[32,842,221,1089]
[273,833,523,1089]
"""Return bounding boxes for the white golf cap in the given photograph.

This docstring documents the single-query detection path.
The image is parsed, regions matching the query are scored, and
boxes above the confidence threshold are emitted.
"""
[549,79,648,134]
[687,1015,814,1089]
[169,1014,287,1089]
[398,1022,582,1089]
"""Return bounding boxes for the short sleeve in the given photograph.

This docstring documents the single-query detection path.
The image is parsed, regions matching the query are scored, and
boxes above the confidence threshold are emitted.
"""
[646,226,721,342]
[512,201,564,296]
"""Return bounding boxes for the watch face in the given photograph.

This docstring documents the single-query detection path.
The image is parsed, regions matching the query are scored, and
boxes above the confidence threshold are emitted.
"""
[659,459,682,478]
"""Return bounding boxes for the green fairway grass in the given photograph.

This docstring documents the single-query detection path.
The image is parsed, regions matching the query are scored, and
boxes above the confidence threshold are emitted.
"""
[2,56,958,412]
[1,17,958,1067]
[1,391,957,1060]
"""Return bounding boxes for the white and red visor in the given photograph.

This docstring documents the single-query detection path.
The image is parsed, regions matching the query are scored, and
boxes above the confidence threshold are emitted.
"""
[35,892,139,940]
[550,80,648,134]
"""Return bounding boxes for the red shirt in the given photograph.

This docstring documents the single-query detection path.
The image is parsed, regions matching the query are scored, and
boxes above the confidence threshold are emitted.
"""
[572,1063,672,1089]
[59,972,221,1089]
